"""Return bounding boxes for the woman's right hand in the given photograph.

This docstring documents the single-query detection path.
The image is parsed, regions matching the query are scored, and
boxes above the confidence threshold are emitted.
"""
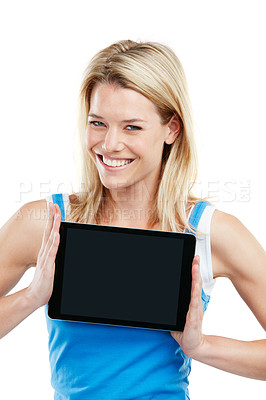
[27,202,61,308]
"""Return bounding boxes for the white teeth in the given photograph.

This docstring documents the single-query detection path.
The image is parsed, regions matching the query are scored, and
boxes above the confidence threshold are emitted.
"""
[102,155,132,167]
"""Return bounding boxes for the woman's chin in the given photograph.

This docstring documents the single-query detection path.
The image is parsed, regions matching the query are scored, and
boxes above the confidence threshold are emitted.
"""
[99,176,133,191]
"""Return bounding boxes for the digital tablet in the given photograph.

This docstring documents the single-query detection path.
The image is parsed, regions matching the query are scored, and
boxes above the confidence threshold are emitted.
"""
[48,222,196,332]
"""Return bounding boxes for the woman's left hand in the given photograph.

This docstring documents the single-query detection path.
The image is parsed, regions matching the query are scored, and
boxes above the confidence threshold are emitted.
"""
[171,255,206,358]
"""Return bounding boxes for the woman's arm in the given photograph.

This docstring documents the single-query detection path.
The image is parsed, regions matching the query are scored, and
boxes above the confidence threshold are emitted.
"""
[0,201,60,339]
[191,333,266,380]
[171,209,266,380]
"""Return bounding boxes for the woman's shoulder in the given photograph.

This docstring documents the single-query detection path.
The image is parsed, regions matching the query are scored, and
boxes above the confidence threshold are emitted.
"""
[20,198,48,245]
[0,199,48,288]
[210,207,255,277]
[19,198,48,231]
[211,208,242,243]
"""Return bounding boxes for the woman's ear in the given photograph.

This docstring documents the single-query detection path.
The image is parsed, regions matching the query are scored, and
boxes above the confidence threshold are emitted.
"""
[164,113,182,145]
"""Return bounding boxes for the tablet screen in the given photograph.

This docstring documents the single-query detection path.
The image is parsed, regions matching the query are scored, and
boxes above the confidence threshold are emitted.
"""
[49,222,195,331]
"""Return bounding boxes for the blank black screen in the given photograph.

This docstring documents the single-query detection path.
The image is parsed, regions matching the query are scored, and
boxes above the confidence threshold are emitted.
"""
[60,228,184,325]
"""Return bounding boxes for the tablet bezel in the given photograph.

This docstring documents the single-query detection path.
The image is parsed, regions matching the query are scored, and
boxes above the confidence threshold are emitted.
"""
[48,222,195,332]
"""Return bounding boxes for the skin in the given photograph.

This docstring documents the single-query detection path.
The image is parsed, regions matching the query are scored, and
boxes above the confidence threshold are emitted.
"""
[86,82,181,227]
[0,83,265,380]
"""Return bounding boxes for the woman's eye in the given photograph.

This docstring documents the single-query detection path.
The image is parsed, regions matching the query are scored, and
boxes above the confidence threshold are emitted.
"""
[89,121,105,127]
[126,125,142,131]
[89,121,141,131]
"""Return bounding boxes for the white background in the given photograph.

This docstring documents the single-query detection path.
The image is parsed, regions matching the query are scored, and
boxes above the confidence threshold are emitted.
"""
[0,0,265,398]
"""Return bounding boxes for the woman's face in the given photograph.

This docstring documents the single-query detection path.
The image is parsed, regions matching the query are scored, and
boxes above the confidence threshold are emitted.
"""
[87,83,179,197]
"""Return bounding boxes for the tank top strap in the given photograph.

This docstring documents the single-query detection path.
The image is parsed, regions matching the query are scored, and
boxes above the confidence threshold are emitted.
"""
[186,200,211,232]
[185,200,214,308]
[45,193,69,222]
[51,193,65,221]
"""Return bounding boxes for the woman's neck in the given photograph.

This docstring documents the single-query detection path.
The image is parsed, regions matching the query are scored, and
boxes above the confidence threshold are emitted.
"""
[102,198,156,228]
[103,182,158,227]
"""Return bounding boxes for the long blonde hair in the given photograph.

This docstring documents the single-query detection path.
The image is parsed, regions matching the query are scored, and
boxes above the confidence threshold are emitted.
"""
[67,39,204,233]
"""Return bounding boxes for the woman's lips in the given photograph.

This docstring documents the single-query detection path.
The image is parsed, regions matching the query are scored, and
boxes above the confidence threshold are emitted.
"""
[97,153,134,161]
[96,153,136,171]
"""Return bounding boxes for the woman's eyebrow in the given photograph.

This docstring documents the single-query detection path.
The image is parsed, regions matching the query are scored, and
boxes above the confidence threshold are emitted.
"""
[122,118,147,123]
[88,113,147,123]
[88,113,104,119]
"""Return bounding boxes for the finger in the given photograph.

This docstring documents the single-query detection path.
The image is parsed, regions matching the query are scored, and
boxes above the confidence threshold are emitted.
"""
[44,230,60,270]
[187,256,203,325]
[43,206,61,258]
[192,254,200,269]
[192,262,202,306]
[41,233,60,295]
[192,255,202,293]
[40,204,60,262]
[39,203,55,258]
[171,258,202,343]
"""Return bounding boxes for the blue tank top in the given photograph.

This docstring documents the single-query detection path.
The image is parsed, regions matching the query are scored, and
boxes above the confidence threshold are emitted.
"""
[45,194,211,400]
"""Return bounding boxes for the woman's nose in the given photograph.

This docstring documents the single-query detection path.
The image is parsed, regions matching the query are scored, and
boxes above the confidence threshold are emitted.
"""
[102,127,124,153]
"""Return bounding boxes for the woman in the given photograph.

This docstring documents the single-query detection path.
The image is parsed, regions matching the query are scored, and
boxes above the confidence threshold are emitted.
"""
[0,40,265,399]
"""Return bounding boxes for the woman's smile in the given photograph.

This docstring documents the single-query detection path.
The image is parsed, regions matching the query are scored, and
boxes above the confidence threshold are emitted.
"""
[95,152,136,171]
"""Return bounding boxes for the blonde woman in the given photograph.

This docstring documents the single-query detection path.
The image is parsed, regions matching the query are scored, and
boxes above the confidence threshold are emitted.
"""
[0,40,265,399]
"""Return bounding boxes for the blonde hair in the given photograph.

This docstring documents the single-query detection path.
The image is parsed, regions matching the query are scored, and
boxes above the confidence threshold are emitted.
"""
[67,39,206,233]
